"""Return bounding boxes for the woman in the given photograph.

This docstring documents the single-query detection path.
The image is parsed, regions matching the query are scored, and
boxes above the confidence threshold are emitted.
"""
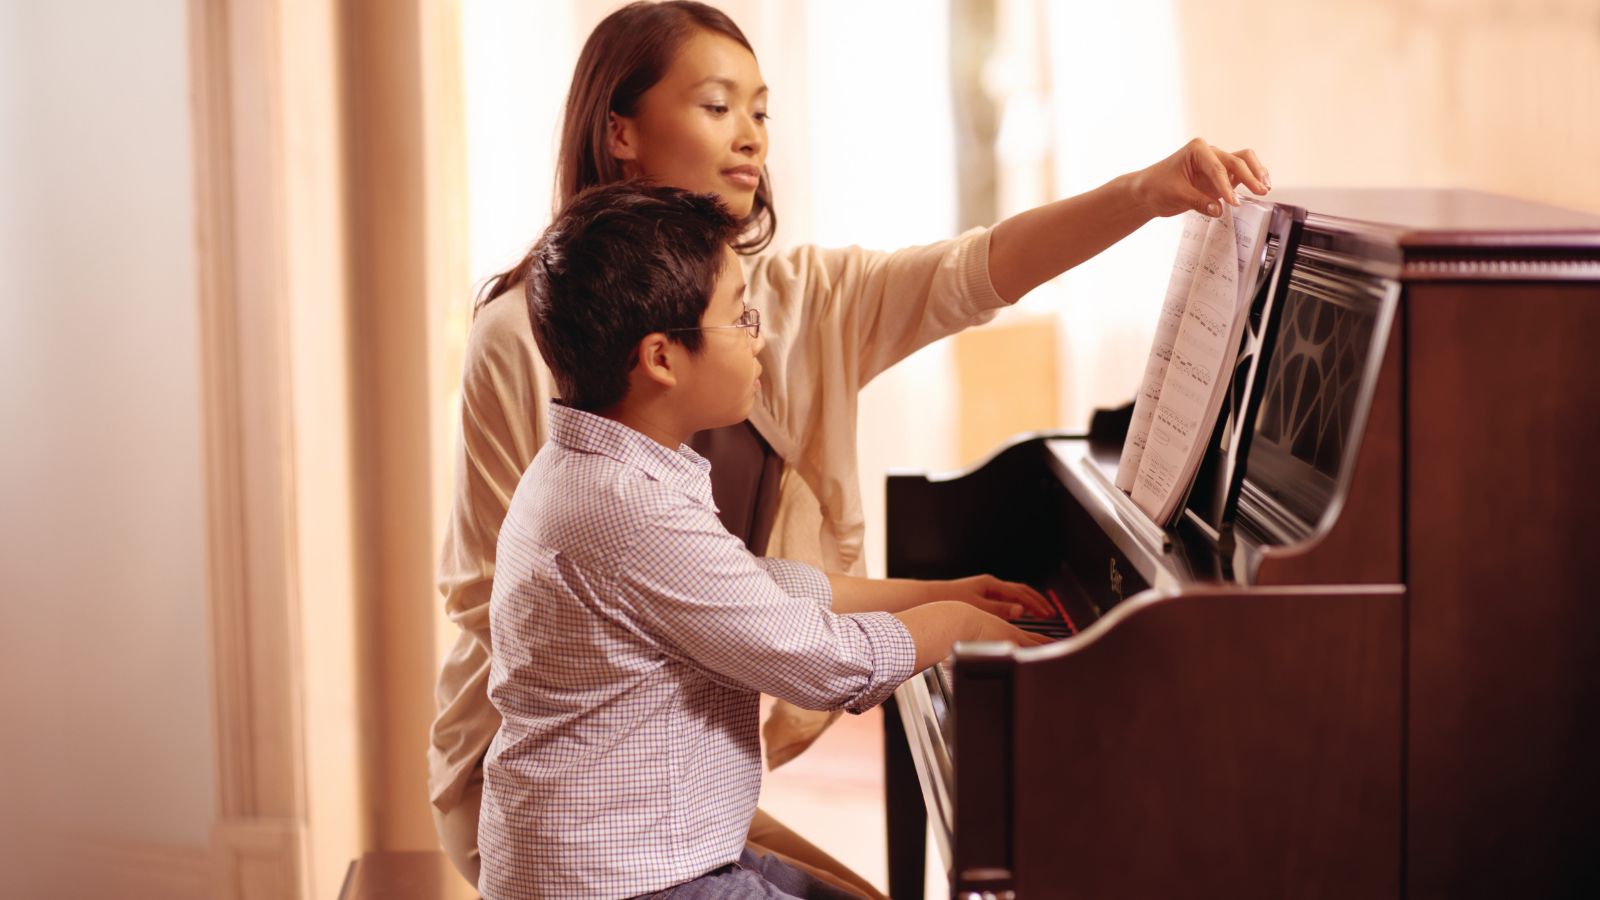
[430,1,1270,894]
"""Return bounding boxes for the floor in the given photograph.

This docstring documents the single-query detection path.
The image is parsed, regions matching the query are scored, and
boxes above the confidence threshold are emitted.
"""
[756,699,947,900]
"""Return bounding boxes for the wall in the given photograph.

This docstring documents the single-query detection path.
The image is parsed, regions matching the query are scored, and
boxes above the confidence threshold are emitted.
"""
[0,0,215,895]
[1174,0,1600,215]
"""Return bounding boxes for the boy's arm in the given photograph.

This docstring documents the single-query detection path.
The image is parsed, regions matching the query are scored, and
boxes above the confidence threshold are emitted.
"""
[825,572,1053,619]
[613,505,1041,711]
[754,557,831,607]
[614,504,910,712]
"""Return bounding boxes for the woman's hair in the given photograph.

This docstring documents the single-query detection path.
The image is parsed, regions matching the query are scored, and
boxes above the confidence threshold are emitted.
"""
[478,1,775,312]
[525,181,740,412]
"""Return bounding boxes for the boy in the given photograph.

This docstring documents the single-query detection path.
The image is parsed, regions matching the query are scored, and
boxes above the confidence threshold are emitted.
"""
[478,182,1049,899]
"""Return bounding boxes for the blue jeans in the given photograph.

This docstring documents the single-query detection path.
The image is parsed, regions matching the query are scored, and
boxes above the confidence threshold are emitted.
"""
[631,848,866,899]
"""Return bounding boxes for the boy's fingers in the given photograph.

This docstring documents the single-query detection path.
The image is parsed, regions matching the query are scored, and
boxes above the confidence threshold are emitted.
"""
[1017,582,1051,611]
[986,580,1052,616]
[982,600,1024,620]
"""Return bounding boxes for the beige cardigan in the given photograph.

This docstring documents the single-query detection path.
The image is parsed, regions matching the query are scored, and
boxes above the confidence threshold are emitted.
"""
[429,227,1009,812]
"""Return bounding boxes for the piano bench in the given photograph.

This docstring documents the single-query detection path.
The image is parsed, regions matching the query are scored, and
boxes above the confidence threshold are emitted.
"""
[337,850,479,900]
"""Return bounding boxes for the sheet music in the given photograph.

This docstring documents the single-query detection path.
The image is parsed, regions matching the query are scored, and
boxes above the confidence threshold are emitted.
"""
[1117,197,1274,526]
[1114,211,1209,492]
[1231,202,1271,309]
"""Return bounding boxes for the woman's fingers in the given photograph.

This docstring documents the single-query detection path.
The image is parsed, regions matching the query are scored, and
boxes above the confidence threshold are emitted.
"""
[1141,139,1271,218]
[1191,142,1237,206]
[1185,186,1224,218]
[1217,146,1270,195]
[1232,147,1271,190]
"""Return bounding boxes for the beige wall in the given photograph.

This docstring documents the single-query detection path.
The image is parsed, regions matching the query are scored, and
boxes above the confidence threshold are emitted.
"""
[1173,0,1600,213]
[0,0,215,894]
[956,0,1600,463]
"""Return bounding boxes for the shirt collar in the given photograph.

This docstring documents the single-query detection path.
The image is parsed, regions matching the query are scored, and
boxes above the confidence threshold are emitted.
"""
[547,402,716,509]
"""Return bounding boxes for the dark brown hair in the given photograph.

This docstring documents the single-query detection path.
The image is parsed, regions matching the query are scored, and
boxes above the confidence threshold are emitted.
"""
[479,1,774,312]
[525,181,740,411]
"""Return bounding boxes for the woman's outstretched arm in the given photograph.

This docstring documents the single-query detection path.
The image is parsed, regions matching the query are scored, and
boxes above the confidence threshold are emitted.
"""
[987,139,1271,303]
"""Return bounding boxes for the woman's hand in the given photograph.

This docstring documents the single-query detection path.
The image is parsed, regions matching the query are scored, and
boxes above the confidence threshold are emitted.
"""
[1131,138,1271,219]
[986,138,1272,302]
[939,574,1053,621]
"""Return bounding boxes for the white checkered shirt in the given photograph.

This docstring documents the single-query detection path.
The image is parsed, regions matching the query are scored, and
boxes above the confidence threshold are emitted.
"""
[478,403,916,900]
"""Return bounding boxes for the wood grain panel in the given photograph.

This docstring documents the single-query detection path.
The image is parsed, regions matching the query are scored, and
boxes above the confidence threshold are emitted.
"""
[1405,281,1600,899]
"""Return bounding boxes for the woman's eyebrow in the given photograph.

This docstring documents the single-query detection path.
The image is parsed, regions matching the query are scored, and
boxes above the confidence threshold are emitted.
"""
[694,76,769,97]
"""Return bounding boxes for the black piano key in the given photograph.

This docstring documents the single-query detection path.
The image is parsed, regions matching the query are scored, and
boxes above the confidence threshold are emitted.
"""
[1012,617,1074,639]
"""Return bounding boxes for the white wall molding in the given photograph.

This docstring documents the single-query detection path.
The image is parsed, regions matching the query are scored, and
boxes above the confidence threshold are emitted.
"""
[188,0,466,894]
[189,0,315,896]
[213,818,312,900]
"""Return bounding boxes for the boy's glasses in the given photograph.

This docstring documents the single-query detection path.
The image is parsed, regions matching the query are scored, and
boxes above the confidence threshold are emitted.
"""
[665,306,760,340]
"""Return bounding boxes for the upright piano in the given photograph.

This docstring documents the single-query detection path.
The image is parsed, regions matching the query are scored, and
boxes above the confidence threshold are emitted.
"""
[882,190,1600,900]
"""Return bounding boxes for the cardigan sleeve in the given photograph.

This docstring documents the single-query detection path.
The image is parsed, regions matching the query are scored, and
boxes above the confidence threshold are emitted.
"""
[744,227,1010,574]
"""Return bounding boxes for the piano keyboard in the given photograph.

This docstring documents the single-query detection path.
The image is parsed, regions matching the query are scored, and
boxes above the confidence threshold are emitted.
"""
[1014,567,1109,641]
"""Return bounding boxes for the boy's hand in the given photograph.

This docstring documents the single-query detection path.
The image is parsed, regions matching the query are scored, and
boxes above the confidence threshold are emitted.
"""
[969,608,1055,648]
[941,574,1053,621]
[896,601,1055,672]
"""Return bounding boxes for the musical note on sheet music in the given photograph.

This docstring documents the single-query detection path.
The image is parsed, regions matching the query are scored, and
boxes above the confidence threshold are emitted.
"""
[1136,456,1180,501]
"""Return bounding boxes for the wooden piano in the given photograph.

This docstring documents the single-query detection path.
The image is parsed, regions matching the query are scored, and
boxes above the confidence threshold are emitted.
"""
[882,190,1600,900]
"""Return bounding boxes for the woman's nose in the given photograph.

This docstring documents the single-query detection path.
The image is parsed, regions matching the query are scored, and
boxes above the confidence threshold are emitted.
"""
[752,332,767,355]
[736,115,763,158]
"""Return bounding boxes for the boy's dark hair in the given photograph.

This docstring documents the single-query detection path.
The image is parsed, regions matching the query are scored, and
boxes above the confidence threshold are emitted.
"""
[525,180,741,412]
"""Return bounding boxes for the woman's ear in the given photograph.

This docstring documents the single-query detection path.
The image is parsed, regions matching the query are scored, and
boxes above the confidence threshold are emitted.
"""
[607,112,639,164]
[634,333,677,388]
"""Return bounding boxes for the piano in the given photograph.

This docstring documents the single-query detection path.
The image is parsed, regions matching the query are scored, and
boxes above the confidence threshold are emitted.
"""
[882,190,1600,900]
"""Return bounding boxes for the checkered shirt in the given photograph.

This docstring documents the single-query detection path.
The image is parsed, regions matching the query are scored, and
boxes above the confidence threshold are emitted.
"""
[478,403,916,900]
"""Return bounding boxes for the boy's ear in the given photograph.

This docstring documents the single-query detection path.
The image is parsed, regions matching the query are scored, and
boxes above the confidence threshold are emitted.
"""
[634,333,677,388]
[607,112,639,164]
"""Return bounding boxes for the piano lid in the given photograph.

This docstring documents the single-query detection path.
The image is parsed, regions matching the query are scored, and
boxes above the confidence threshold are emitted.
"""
[1267,188,1600,249]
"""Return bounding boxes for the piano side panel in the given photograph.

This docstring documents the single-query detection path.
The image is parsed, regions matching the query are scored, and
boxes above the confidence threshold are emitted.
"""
[951,652,1015,895]
[1009,587,1403,899]
[1405,281,1600,899]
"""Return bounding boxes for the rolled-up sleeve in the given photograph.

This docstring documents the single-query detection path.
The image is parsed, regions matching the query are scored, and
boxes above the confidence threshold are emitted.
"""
[834,611,917,713]
[606,501,915,713]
